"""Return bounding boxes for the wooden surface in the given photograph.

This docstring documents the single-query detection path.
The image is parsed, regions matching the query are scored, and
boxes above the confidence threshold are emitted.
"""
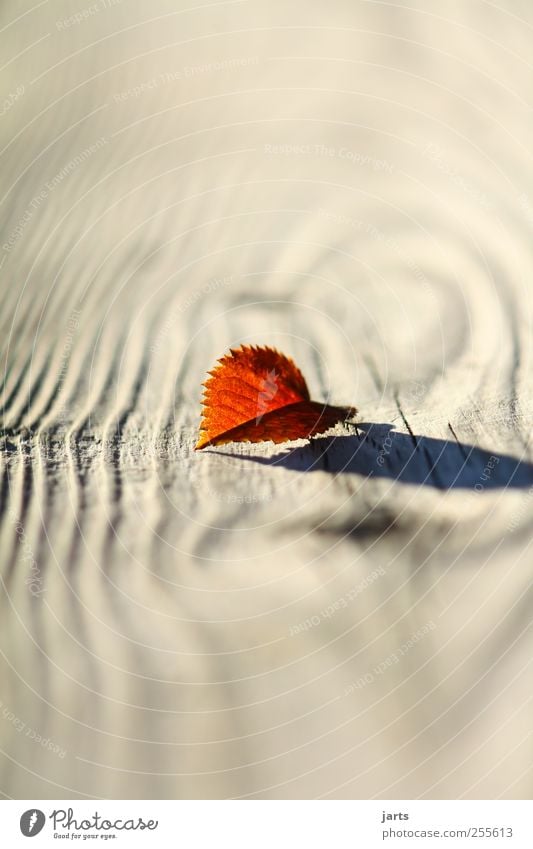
[1,0,533,799]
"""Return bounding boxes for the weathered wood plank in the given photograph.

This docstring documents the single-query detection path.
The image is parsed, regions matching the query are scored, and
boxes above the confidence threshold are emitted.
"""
[0,0,532,799]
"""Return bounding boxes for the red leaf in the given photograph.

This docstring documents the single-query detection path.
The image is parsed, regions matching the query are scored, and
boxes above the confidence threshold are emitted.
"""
[195,345,356,450]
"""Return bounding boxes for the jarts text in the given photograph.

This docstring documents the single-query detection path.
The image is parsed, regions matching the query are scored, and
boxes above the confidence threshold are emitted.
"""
[381,811,409,823]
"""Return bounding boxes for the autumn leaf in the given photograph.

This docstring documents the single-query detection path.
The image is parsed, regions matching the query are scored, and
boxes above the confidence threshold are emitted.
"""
[195,345,356,450]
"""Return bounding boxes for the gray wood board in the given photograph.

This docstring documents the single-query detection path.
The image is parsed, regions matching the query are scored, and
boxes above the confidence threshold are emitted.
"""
[1,0,532,799]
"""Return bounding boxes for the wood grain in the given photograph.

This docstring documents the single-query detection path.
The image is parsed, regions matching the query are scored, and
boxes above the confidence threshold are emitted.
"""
[1,0,532,799]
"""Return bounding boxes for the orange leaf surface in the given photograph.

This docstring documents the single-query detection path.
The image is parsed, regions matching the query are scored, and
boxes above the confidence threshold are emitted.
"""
[195,345,356,450]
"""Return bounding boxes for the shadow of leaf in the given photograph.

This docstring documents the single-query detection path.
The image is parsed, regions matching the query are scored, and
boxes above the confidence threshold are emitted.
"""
[212,423,533,491]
